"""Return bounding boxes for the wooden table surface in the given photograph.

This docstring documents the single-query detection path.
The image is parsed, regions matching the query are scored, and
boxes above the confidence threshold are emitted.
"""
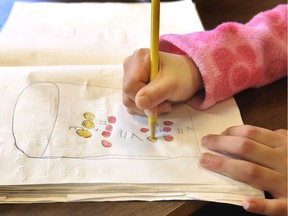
[0,0,286,215]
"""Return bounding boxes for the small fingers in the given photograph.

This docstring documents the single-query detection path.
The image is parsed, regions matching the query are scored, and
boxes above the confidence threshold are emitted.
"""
[122,48,150,107]
[243,197,287,216]
[199,153,286,198]
[122,49,151,115]
[122,94,172,116]
[201,134,280,171]
[222,125,286,148]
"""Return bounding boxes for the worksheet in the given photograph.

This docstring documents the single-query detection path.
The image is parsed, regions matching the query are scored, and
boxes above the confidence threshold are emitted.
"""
[0,65,263,204]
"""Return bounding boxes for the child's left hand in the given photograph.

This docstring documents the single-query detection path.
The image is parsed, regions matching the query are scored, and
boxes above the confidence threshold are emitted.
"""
[199,125,287,216]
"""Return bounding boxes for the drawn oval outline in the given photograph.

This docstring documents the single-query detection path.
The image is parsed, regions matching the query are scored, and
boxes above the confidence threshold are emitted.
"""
[12,83,60,158]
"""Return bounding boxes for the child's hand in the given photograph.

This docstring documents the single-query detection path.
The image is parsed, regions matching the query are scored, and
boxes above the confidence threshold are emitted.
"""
[200,125,287,216]
[122,48,203,116]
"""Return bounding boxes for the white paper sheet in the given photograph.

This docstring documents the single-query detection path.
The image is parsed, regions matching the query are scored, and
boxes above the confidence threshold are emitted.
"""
[0,65,264,204]
[0,0,203,66]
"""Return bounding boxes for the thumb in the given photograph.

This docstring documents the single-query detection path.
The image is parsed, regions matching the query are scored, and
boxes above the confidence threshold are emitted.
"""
[135,75,174,110]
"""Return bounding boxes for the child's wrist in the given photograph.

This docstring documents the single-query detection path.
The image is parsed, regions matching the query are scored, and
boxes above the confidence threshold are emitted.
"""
[182,55,203,95]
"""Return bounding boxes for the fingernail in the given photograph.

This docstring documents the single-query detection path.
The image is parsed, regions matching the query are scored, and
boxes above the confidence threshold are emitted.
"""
[199,153,210,164]
[201,136,208,147]
[144,107,158,118]
[242,200,250,210]
[144,109,154,118]
[242,199,255,211]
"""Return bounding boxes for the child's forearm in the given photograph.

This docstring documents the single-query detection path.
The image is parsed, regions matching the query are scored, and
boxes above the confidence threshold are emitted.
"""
[159,5,287,110]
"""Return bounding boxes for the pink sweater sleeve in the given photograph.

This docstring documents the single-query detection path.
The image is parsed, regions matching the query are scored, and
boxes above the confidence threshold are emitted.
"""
[159,5,287,110]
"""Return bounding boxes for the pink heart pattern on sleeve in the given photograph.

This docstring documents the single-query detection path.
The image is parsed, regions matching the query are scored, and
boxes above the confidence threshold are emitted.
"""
[159,5,287,110]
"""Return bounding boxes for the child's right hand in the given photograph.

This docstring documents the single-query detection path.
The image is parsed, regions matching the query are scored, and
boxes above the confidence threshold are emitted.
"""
[122,48,203,116]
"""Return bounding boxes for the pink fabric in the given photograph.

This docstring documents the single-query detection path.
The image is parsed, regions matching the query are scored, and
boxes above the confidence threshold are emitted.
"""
[159,5,287,110]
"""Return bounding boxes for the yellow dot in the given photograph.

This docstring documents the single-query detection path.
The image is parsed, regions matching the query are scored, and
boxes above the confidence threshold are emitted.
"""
[82,120,95,129]
[84,112,95,120]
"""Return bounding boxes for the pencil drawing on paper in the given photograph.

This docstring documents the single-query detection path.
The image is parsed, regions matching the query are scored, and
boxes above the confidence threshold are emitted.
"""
[11,81,200,160]
[69,111,178,148]
[69,112,118,148]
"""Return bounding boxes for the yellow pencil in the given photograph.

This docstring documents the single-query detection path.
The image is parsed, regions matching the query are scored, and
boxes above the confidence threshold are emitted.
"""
[148,0,160,142]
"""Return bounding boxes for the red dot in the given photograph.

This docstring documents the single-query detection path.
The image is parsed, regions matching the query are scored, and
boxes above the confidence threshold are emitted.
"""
[108,116,116,124]
[106,125,113,131]
[140,128,149,133]
[101,140,112,148]
[164,135,174,142]
[162,127,171,132]
[102,131,111,138]
[163,120,173,126]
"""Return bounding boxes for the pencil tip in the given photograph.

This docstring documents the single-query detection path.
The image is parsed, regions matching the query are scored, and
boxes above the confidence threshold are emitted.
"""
[148,136,157,142]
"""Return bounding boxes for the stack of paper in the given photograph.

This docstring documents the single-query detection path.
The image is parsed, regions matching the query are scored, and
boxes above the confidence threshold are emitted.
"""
[0,0,263,205]
[0,0,203,66]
